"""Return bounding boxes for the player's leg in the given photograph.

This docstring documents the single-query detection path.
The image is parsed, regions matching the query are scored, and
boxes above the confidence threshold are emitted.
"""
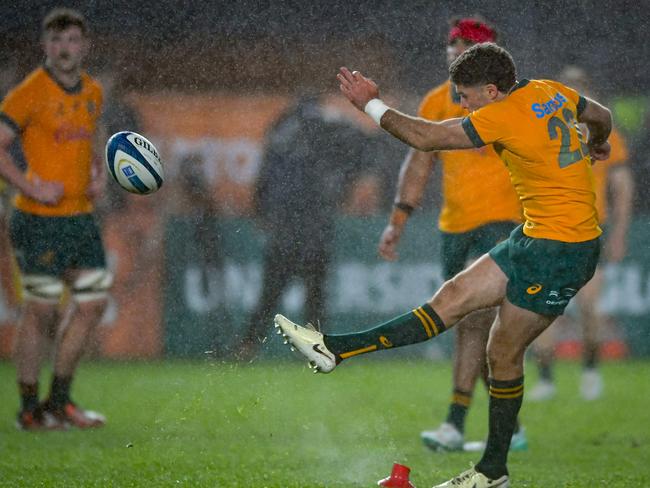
[422,308,493,451]
[42,268,111,427]
[13,279,64,430]
[276,252,508,372]
[9,210,67,430]
[422,229,480,450]
[528,322,558,401]
[42,214,111,428]
[0,193,18,317]
[473,299,556,481]
[576,266,605,400]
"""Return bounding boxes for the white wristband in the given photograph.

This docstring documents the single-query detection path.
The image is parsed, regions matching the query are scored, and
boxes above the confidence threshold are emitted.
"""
[364,98,390,125]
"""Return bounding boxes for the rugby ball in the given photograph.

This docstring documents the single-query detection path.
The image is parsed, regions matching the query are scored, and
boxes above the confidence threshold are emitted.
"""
[105,131,164,194]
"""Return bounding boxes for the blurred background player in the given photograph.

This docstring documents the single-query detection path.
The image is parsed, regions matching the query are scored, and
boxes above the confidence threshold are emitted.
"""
[237,95,370,358]
[529,65,634,402]
[0,58,24,321]
[0,8,112,429]
[377,16,525,451]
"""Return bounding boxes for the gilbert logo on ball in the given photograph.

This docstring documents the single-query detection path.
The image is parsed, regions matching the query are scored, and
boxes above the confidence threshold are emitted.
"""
[105,131,164,194]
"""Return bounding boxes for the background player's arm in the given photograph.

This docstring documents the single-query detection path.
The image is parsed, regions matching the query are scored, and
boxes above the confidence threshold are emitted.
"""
[378,149,436,261]
[605,164,634,262]
[0,121,62,205]
[578,96,612,160]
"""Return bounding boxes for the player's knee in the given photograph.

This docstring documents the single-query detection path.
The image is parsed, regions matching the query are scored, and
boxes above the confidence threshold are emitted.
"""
[434,276,473,315]
[70,269,113,303]
[21,275,65,304]
[486,339,523,375]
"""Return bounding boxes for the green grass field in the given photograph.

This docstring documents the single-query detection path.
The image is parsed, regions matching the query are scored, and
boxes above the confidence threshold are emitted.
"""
[0,358,648,487]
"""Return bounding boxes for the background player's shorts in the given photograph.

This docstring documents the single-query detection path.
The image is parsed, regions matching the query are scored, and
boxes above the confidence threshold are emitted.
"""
[489,224,600,316]
[10,210,106,276]
[440,221,518,280]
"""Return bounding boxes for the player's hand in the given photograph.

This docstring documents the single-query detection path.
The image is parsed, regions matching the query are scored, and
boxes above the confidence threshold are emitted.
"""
[589,141,610,161]
[27,175,63,206]
[337,67,380,111]
[605,232,627,263]
[378,224,403,261]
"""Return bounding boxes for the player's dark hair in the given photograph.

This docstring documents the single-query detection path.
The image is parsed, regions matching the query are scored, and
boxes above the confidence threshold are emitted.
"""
[449,42,516,92]
[42,8,88,36]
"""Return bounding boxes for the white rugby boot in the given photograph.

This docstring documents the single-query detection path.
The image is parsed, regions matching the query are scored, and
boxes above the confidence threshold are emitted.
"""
[432,466,509,487]
[421,422,464,452]
[528,379,556,402]
[274,314,337,373]
[580,368,604,401]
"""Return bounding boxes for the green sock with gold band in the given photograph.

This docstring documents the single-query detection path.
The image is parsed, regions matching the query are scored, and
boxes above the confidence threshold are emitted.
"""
[323,303,446,361]
[446,389,473,433]
[476,376,525,480]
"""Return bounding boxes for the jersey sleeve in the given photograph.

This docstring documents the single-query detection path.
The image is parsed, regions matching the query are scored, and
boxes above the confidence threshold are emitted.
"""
[541,79,587,116]
[461,102,510,148]
[0,79,37,134]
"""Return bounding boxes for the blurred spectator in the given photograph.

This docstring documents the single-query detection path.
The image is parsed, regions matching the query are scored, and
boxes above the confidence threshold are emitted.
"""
[631,109,650,214]
[237,95,371,358]
[178,152,223,296]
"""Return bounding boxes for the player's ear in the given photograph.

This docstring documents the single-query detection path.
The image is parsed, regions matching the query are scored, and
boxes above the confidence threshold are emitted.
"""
[485,84,499,100]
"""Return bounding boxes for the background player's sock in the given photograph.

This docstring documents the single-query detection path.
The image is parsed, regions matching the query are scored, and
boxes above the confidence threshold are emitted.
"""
[446,389,472,433]
[48,375,72,409]
[539,363,553,382]
[19,382,39,412]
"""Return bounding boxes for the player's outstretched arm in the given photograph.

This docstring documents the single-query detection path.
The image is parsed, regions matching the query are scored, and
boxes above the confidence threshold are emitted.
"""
[579,96,612,161]
[337,67,474,152]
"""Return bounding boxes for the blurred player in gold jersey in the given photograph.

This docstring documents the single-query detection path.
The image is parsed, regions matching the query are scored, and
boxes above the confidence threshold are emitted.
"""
[529,66,633,402]
[0,8,111,430]
[278,43,613,487]
[378,17,525,452]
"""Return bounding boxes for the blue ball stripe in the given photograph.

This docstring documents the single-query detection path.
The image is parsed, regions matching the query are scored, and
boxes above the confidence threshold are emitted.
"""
[127,174,151,193]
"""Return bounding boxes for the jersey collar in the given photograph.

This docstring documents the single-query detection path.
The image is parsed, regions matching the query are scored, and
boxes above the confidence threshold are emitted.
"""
[508,78,530,94]
[43,64,83,95]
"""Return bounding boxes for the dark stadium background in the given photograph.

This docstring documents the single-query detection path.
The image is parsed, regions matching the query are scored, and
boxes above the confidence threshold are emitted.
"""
[0,1,649,359]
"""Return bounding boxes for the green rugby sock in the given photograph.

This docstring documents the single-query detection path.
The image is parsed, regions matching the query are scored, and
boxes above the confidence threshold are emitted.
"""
[476,376,524,480]
[323,303,446,361]
[19,382,39,412]
[446,389,472,433]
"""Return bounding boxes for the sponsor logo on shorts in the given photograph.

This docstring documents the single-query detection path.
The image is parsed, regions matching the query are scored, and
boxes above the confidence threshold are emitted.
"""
[379,335,393,348]
[545,288,577,307]
[526,284,543,295]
